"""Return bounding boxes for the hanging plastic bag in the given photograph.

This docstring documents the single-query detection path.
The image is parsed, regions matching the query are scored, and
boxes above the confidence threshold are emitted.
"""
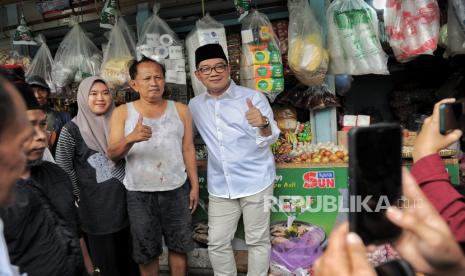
[100,17,135,90]
[25,43,56,93]
[240,10,284,102]
[52,22,102,88]
[451,0,465,35]
[327,0,388,75]
[288,0,328,86]
[384,0,440,63]
[100,0,119,29]
[448,1,465,57]
[13,14,37,46]
[186,14,228,96]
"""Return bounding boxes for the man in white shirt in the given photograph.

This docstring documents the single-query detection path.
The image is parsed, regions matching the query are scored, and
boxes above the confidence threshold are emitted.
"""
[0,77,33,276]
[189,44,280,276]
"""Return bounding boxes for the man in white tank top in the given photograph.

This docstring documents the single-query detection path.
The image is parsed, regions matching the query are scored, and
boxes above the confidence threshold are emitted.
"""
[107,58,199,276]
[189,44,280,276]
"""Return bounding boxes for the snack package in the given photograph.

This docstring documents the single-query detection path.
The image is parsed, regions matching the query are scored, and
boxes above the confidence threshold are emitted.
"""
[240,10,284,102]
[25,43,55,93]
[52,22,102,88]
[186,14,228,96]
[288,0,328,86]
[327,0,388,75]
[273,106,298,133]
[100,17,135,90]
[100,0,118,29]
[13,14,37,46]
[448,2,465,57]
[384,0,440,62]
[0,50,31,71]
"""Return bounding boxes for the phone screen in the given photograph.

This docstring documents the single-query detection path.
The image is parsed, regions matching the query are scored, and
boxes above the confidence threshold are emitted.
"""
[349,124,402,245]
[439,103,464,135]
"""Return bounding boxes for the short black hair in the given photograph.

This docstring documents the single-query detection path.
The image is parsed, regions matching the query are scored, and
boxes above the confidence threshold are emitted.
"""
[0,78,16,139]
[129,57,165,80]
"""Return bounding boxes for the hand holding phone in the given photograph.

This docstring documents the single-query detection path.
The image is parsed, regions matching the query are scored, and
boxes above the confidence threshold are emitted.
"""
[439,102,464,135]
[348,123,402,245]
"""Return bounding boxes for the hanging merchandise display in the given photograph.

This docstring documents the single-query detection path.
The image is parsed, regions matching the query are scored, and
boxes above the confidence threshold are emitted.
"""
[100,0,119,29]
[25,43,55,93]
[100,17,135,90]
[52,22,102,89]
[35,0,71,16]
[137,3,188,102]
[13,14,37,46]
[234,0,252,21]
[288,0,328,86]
[240,10,284,102]
[327,0,388,75]
[0,50,31,70]
[186,14,228,96]
[384,0,440,63]
[447,1,465,57]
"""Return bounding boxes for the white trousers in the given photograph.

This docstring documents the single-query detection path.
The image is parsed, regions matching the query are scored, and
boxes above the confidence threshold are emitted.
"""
[208,184,274,276]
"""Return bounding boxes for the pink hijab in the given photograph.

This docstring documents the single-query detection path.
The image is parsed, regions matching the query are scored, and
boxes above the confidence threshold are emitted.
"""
[72,76,114,155]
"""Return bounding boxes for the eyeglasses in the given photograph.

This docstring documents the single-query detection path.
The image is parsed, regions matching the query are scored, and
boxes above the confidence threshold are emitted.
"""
[197,64,228,75]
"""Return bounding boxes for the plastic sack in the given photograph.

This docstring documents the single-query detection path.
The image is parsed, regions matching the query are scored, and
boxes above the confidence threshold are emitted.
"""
[52,23,102,88]
[25,43,55,93]
[186,14,228,96]
[100,0,118,29]
[100,17,135,90]
[273,106,298,133]
[277,84,338,110]
[13,14,37,46]
[448,2,465,57]
[327,0,388,75]
[270,223,325,274]
[137,4,186,87]
[288,0,328,86]
[240,10,284,102]
[384,0,440,62]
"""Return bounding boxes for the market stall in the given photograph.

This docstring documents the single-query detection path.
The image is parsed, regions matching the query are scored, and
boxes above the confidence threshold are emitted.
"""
[1,0,464,275]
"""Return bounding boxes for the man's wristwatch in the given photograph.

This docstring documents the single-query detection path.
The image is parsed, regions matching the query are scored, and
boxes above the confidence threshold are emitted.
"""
[259,116,270,129]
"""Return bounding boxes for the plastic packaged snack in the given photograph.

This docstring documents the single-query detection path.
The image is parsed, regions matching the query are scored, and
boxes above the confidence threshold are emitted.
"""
[240,10,284,102]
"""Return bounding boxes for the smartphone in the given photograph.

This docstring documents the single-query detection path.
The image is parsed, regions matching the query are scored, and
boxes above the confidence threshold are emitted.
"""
[348,123,402,245]
[439,102,464,135]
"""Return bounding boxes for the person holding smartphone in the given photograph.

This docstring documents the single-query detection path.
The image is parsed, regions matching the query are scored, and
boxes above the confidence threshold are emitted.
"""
[314,170,465,276]
[411,98,465,247]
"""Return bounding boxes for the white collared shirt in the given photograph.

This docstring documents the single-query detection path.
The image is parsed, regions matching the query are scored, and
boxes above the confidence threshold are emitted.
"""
[189,81,280,199]
[0,219,24,276]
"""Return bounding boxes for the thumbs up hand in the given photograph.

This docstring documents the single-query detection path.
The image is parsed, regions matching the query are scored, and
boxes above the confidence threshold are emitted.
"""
[245,98,267,128]
[127,113,152,143]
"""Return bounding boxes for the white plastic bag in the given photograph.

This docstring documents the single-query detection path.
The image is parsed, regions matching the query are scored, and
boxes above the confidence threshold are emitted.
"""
[52,22,102,88]
[26,43,55,93]
[384,0,440,63]
[100,17,135,90]
[327,0,388,75]
[137,4,186,86]
[288,0,328,86]
[186,14,228,96]
[100,0,118,29]
[240,10,284,102]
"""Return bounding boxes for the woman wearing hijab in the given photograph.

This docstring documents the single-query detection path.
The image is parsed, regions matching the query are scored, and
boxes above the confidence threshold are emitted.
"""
[56,76,135,276]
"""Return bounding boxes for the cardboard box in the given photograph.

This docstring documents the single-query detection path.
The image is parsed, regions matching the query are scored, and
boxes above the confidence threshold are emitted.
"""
[338,130,348,149]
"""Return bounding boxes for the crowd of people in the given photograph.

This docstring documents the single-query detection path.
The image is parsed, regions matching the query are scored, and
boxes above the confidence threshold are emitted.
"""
[0,44,464,276]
